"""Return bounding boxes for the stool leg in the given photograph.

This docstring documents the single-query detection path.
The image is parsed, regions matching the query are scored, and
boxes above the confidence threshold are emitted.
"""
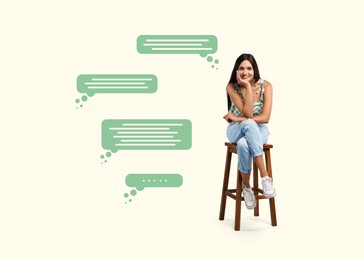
[265,149,277,226]
[219,148,232,220]
[253,162,259,217]
[234,168,242,231]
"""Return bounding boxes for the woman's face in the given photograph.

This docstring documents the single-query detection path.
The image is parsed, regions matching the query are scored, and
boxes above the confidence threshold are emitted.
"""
[237,60,254,82]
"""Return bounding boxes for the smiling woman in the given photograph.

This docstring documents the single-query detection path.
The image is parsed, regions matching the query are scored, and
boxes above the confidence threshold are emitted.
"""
[223,53,276,210]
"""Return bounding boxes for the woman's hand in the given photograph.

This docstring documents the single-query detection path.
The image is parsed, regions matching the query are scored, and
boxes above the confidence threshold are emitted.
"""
[223,112,235,123]
[236,70,251,88]
[223,112,248,123]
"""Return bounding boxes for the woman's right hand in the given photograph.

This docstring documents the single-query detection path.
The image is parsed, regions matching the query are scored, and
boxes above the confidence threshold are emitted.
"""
[236,70,251,88]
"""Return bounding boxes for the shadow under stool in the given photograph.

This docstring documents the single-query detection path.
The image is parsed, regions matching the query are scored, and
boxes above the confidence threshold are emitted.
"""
[219,142,277,231]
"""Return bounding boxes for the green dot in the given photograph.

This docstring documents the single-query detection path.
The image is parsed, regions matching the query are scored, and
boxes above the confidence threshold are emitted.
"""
[104,160,107,163]
[100,155,105,159]
[129,199,132,202]
[211,65,215,68]
[136,186,144,191]
[75,99,80,103]
[124,193,129,198]
[106,152,112,157]
[81,95,88,101]
[80,104,83,108]
[200,53,208,58]
[214,59,219,64]
[130,189,137,196]
[207,56,213,62]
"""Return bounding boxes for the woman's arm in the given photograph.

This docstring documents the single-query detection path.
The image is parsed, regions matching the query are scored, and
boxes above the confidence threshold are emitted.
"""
[252,81,273,124]
[223,112,249,123]
[226,81,254,118]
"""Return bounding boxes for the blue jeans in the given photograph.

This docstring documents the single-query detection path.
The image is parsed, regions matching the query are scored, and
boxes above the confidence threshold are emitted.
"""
[226,119,270,174]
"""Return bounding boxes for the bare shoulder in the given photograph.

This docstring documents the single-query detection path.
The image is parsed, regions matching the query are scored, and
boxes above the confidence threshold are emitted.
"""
[226,82,235,91]
[263,80,273,90]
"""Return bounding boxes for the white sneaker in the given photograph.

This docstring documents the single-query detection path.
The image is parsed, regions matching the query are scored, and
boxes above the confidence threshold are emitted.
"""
[242,185,256,210]
[262,176,276,198]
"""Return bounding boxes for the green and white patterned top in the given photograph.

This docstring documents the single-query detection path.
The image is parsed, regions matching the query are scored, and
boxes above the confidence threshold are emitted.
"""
[228,79,265,120]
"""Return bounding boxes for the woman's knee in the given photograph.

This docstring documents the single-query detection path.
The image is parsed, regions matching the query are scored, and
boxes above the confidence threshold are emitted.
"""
[243,119,260,137]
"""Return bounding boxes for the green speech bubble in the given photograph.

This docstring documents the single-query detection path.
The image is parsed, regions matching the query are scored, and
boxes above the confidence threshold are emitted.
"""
[102,119,192,153]
[126,173,183,191]
[137,35,217,56]
[77,74,157,97]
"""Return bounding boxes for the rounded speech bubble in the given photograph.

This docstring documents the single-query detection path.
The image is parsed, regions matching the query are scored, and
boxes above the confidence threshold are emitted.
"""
[125,173,183,191]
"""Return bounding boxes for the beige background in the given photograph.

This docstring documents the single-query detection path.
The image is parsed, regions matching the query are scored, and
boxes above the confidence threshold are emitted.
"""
[1,0,363,259]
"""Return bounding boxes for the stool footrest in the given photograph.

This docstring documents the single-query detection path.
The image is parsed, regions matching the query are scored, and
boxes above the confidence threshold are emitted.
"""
[226,189,270,201]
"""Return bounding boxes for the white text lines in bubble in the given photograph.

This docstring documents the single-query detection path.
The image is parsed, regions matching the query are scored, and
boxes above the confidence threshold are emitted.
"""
[88,86,149,89]
[116,144,176,146]
[120,140,181,143]
[91,78,154,81]
[122,123,183,126]
[113,135,174,138]
[85,82,145,85]
[116,131,178,134]
[110,127,170,130]
[151,47,213,51]
[143,43,203,46]
[145,39,209,42]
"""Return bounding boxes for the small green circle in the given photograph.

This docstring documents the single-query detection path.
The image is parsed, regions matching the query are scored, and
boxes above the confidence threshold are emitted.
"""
[106,152,112,157]
[214,59,219,64]
[104,160,107,163]
[124,193,129,198]
[100,155,105,159]
[81,95,88,101]
[200,53,208,58]
[136,186,144,191]
[80,104,83,108]
[211,65,215,68]
[129,199,132,202]
[130,189,137,196]
[75,99,80,103]
[207,56,213,62]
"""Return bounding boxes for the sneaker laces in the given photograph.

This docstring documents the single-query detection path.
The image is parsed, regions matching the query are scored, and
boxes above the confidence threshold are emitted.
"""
[262,177,273,190]
[242,185,253,200]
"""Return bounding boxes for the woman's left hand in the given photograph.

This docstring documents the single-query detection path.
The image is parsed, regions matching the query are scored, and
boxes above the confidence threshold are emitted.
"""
[223,112,237,123]
[223,113,249,123]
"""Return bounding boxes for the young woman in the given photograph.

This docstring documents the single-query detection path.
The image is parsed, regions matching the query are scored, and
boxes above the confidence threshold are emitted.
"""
[223,53,276,210]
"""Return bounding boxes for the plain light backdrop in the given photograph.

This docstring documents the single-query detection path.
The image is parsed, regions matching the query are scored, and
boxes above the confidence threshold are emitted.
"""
[1,0,363,259]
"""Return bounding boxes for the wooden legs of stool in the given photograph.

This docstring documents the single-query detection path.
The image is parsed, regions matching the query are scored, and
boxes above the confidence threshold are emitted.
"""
[219,143,277,230]
[218,146,242,230]
[264,149,277,226]
[253,164,259,217]
[235,168,242,231]
[219,147,232,221]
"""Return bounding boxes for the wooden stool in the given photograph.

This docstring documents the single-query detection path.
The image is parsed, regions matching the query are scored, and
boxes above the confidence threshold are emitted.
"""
[219,142,277,230]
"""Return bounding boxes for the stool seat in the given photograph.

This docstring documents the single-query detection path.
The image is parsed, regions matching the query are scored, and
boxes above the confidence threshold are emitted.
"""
[219,142,277,230]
